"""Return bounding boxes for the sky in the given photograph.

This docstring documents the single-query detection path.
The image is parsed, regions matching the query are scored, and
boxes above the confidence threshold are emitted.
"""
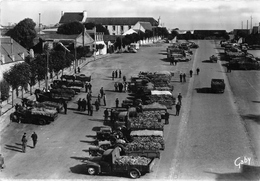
[1,0,260,32]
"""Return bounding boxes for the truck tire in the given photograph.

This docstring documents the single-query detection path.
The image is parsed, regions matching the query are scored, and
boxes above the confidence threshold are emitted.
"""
[129,169,141,179]
[87,167,96,175]
[38,119,46,125]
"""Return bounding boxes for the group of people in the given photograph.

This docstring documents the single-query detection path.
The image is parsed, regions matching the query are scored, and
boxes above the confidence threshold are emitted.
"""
[21,132,38,153]
[112,69,122,80]
[170,57,178,66]
[179,68,200,82]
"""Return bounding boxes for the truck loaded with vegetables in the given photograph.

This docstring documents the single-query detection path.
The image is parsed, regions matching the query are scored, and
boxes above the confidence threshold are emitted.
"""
[10,105,58,125]
[85,147,156,178]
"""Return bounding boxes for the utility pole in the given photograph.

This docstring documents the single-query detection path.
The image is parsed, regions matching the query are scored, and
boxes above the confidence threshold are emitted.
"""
[39,13,41,34]
[94,26,96,60]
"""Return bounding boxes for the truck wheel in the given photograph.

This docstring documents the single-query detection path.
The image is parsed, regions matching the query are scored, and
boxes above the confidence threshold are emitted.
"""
[87,167,96,175]
[129,169,140,179]
[38,119,46,125]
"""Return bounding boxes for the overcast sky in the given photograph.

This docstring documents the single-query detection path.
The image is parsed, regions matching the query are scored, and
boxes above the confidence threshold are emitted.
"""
[1,0,260,31]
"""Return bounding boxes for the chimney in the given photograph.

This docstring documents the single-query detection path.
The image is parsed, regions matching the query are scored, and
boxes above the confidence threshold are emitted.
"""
[82,10,87,22]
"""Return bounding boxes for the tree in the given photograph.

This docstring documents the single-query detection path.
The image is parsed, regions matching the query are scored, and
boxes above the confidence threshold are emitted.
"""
[25,55,38,94]
[0,79,10,101]
[84,23,110,35]
[57,21,84,35]
[5,18,37,49]
[171,29,179,38]
[4,62,31,105]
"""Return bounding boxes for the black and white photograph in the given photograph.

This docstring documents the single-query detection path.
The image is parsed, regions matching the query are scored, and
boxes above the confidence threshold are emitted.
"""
[0,0,260,180]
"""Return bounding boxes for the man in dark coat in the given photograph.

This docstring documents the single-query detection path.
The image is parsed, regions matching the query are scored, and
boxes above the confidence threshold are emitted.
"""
[180,73,183,82]
[95,99,100,111]
[100,87,104,98]
[189,70,193,77]
[164,110,170,124]
[21,133,27,153]
[178,93,182,105]
[115,98,119,108]
[175,102,181,116]
[89,83,92,92]
[63,101,67,114]
[90,105,93,116]
[119,70,122,78]
[31,132,38,148]
[183,73,186,82]
[85,83,89,93]
[77,98,82,111]
[196,68,200,75]
[104,109,109,121]
[123,75,126,82]
[112,71,115,80]
[115,70,118,78]
[82,99,87,111]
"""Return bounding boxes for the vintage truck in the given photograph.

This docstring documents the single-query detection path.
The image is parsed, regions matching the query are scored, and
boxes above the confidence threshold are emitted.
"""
[85,147,156,178]
[10,105,58,125]
[211,79,225,93]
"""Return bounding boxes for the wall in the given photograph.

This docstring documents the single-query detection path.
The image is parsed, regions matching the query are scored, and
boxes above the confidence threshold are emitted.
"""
[106,25,132,35]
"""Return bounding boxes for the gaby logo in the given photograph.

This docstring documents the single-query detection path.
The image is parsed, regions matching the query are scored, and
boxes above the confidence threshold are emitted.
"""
[234,156,251,169]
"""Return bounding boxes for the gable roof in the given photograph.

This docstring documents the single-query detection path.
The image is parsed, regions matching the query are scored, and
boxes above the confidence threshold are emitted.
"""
[86,17,158,26]
[38,33,79,41]
[59,12,84,24]
[1,36,29,64]
[134,22,153,31]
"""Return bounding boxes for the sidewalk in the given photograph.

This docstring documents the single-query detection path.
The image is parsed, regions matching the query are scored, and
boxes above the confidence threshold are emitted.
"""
[0,54,110,133]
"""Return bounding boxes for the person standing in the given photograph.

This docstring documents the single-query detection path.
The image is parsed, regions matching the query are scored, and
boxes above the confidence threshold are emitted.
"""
[123,75,126,82]
[31,132,38,148]
[196,68,200,75]
[114,82,118,92]
[178,93,183,105]
[179,73,183,82]
[175,102,181,116]
[77,98,82,111]
[189,70,193,77]
[95,99,100,111]
[88,83,92,92]
[103,93,107,106]
[97,94,101,105]
[115,98,119,108]
[104,108,109,121]
[90,104,93,116]
[82,98,87,111]
[115,70,118,78]
[63,101,67,114]
[77,67,80,73]
[100,87,104,98]
[21,133,27,153]
[183,73,186,82]
[85,83,89,93]
[164,110,170,124]
[112,71,115,80]
[0,154,5,170]
[119,69,122,78]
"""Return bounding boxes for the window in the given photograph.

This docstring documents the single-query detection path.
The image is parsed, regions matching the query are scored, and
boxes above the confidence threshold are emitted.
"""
[121,26,124,31]
[113,26,116,31]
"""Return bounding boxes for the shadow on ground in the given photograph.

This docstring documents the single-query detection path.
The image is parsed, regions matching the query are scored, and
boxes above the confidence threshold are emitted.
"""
[160,58,169,62]
[195,87,212,93]
[252,101,260,103]
[241,114,260,124]
[202,60,216,63]
[92,126,108,132]
[5,144,23,152]
[205,165,260,181]
[80,140,97,145]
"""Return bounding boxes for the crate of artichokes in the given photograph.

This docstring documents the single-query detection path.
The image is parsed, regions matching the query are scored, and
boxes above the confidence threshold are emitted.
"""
[114,156,151,166]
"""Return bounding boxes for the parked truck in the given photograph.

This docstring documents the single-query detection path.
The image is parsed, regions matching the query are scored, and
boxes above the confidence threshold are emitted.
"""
[10,105,58,125]
[85,147,156,178]
[211,79,225,93]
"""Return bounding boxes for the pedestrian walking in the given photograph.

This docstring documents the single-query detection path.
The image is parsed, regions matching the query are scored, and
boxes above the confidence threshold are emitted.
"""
[90,105,93,116]
[180,73,183,82]
[119,69,122,78]
[97,94,101,105]
[189,70,193,77]
[77,98,82,111]
[103,93,107,106]
[114,82,118,92]
[95,99,100,111]
[104,108,109,121]
[175,102,181,116]
[123,75,126,82]
[77,67,80,73]
[178,93,182,105]
[89,83,92,92]
[0,154,5,171]
[31,132,38,148]
[115,98,119,108]
[112,71,115,80]
[115,70,118,78]
[196,68,200,75]
[164,110,170,124]
[118,83,123,92]
[21,133,27,153]
[100,87,104,98]
[63,101,67,114]
[183,73,186,82]
[82,98,87,111]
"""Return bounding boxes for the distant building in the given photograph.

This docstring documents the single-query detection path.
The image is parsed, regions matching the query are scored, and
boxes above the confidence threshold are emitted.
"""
[0,36,29,81]
[59,10,88,24]
[85,17,158,35]
[193,30,227,39]
[233,29,250,37]
[132,21,153,33]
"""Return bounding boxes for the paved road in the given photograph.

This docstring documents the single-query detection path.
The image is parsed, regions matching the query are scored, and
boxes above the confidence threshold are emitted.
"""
[0,41,258,180]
